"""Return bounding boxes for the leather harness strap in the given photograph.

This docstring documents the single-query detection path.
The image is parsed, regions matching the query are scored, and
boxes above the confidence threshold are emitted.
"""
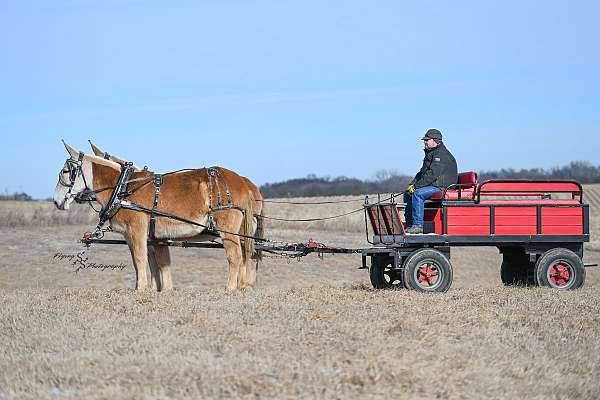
[97,162,136,229]
[205,167,242,231]
[149,173,163,239]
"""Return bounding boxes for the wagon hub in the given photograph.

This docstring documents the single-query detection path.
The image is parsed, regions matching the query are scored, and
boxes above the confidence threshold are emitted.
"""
[417,263,439,286]
[548,262,573,288]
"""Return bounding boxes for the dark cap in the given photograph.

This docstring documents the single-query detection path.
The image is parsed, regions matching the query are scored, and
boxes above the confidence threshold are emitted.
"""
[422,128,442,141]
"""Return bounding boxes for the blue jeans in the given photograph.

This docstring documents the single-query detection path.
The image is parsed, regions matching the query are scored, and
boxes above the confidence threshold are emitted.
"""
[404,186,442,227]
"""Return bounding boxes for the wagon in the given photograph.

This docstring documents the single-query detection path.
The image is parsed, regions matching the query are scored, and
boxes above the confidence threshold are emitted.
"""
[363,172,595,292]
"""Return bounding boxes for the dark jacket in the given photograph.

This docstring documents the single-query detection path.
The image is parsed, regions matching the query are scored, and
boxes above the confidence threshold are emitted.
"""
[411,143,458,189]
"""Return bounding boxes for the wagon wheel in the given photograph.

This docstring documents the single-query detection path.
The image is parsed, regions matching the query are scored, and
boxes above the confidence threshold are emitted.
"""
[500,251,536,286]
[535,248,585,290]
[369,256,403,289]
[403,249,453,292]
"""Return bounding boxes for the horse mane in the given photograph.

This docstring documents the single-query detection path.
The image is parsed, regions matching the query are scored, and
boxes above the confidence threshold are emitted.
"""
[84,153,122,170]
[85,153,153,174]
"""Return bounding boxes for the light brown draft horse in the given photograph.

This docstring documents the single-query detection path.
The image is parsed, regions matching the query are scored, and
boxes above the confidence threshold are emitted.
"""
[86,141,265,290]
[53,141,262,292]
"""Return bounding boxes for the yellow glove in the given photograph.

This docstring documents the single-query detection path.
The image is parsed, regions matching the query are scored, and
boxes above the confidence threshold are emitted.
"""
[407,184,416,195]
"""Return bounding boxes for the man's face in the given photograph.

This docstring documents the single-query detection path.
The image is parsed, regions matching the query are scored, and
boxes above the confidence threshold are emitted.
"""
[423,138,438,149]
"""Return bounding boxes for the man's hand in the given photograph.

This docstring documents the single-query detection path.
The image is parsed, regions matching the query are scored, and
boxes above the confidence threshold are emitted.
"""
[407,184,416,195]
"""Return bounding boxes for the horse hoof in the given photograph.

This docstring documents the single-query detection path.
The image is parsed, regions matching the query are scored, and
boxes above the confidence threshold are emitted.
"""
[240,284,254,292]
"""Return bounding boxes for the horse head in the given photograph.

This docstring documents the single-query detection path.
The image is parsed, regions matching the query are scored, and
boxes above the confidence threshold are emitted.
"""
[53,141,95,210]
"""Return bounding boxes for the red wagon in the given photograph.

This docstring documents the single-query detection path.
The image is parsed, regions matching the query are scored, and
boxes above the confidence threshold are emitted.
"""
[364,172,593,292]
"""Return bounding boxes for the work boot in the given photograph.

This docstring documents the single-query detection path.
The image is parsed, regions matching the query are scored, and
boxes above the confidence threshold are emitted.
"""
[406,226,423,234]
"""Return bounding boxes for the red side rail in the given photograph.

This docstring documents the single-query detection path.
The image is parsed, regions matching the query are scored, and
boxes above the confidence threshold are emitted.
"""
[476,179,583,203]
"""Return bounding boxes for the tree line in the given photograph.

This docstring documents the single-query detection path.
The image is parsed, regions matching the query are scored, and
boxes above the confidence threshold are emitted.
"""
[261,161,600,198]
[0,192,33,201]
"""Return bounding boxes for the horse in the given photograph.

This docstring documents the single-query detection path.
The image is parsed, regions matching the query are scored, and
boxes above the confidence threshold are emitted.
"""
[53,141,261,292]
[87,141,265,287]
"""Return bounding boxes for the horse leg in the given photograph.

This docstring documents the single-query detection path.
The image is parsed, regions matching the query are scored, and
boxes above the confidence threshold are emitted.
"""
[221,233,243,292]
[148,246,160,291]
[238,243,249,291]
[126,231,149,291]
[246,257,258,288]
[154,245,173,291]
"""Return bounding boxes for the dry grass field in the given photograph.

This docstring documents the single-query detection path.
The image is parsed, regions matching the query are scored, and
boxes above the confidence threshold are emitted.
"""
[1,188,600,399]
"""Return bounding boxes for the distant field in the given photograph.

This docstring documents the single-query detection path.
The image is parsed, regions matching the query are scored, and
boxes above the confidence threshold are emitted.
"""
[1,189,599,399]
[586,184,600,241]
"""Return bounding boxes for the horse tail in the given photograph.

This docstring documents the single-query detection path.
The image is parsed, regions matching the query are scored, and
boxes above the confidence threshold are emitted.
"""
[241,201,255,264]
[255,206,264,262]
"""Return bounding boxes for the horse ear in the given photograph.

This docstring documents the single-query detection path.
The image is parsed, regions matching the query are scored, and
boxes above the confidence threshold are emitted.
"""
[88,140,103,156]
[62,140,78,158]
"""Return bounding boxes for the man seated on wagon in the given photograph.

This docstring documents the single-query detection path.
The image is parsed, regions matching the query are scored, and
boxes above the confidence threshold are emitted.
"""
[404,129,458,234]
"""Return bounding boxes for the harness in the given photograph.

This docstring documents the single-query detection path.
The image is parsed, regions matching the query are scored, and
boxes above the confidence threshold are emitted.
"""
[81,163,249,240]
[97,162,136,228]
[58,155,265,244]
[148,173,162,238]
[206,167,244,231]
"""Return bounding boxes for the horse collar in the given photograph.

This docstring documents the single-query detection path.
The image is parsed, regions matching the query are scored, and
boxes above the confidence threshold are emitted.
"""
[97,162,136,227]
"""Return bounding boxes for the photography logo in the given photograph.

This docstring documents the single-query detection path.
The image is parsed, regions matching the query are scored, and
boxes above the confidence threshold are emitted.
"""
[52,251,127,273]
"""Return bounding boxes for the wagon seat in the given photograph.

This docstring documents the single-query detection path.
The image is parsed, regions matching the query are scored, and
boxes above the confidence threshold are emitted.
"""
[429,171,478,201]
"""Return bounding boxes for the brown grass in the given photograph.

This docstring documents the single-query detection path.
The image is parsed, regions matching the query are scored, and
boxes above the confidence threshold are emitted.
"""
[1,191,599,399]
[2,286,600,399]
[0,201,96,228]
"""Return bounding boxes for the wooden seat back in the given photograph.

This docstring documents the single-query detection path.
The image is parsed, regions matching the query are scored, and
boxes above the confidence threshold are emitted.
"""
[366,204,405,235]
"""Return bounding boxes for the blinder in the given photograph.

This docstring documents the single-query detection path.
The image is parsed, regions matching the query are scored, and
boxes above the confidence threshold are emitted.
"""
[59,152,85,188]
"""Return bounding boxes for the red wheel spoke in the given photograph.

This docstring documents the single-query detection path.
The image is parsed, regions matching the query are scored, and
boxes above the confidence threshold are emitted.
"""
[417,264,439,286]
[548,263,572,287]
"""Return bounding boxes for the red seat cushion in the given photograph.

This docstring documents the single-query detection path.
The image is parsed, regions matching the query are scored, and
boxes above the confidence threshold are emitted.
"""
[430,188,475,200]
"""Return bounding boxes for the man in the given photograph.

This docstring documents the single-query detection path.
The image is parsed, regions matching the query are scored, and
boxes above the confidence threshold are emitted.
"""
[404,129,458,234]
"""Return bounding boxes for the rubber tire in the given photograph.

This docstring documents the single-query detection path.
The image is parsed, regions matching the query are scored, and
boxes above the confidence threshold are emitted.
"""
[500,252,536,286]
[403,249,453,293]
[369,255,403,289]
[535,248,585,290]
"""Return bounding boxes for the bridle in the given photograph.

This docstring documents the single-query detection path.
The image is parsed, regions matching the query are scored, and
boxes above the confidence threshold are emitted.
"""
[58,152,111,206]
[57,152,89,201]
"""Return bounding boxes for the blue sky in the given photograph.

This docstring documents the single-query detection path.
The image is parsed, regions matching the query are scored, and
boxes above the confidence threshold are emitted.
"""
[1,0,599,199]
